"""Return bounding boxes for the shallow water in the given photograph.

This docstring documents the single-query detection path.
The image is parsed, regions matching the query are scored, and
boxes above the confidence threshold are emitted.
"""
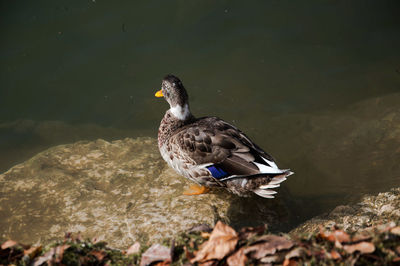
[1,0,400,242]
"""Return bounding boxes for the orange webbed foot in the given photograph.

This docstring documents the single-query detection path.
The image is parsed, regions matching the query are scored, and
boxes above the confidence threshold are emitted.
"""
[183,184,210,195]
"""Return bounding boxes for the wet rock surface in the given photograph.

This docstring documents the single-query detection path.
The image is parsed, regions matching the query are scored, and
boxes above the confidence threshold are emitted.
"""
[291,187,400,235]
[0,137,235,248]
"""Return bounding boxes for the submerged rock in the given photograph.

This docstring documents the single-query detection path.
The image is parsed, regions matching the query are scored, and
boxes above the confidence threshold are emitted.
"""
[291,187,400,235]
[0,137,234,248]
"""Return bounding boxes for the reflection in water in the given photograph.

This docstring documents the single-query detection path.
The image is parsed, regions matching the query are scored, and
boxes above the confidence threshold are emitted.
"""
[1,0,400,245]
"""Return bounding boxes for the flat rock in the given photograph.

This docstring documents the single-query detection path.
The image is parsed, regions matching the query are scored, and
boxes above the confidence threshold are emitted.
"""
[0,137,233,248]
[291,187,400,235]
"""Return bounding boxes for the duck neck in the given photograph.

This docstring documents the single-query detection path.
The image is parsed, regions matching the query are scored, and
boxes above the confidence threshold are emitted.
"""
[170,103,191,121]
[158,107,194,147]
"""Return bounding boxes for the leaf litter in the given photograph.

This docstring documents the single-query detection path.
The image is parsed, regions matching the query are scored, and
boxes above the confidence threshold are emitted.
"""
[1,221,399,265]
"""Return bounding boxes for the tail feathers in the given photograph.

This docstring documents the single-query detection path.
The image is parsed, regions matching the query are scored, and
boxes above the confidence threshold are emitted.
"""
[253,170,293,198]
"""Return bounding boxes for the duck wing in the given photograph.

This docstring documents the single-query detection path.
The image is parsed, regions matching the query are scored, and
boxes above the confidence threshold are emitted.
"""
[171,117,288,180]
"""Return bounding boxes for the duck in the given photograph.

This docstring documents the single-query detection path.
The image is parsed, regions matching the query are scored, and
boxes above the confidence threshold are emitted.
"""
[155,74,293,198]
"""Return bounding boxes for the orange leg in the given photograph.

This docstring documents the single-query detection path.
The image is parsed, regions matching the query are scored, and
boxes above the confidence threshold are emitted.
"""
[183,184,210,195]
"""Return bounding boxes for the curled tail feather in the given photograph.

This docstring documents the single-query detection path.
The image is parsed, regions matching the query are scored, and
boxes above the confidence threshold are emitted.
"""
[253,170,293,198]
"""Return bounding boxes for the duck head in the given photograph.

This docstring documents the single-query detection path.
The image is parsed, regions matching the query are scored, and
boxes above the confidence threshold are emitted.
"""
[155,75,192,121]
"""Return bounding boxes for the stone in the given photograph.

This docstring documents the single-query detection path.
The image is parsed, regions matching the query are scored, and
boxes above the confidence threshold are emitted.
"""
[291,187,400,235]
[0,137,233,248]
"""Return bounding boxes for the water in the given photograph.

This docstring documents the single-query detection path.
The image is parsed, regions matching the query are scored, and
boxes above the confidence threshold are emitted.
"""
[1,0,400,241]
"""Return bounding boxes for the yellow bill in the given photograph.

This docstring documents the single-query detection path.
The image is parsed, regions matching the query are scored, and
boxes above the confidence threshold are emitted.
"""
[155,90,163,97]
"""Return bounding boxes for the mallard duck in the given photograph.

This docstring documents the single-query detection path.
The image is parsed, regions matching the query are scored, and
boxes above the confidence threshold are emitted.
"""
[155,75,293,198]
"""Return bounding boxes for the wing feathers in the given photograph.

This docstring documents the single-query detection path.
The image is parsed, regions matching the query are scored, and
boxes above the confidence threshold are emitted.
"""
[174,117,290,180]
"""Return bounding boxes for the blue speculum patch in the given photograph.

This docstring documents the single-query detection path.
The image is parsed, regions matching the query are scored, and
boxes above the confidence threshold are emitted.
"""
[207,165,229,179]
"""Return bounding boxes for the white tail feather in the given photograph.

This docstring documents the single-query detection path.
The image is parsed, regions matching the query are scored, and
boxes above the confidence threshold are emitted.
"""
[254,170,294,198]
[254,189,276,198]
[261,157,279,169]
[253,162,285,174]
[259,183,280,189]
[269,176,287,185]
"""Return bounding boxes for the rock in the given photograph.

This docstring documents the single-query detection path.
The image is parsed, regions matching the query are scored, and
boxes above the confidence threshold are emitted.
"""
[0,137,233,248]
[291,187,400,235]
[0,119,149,173]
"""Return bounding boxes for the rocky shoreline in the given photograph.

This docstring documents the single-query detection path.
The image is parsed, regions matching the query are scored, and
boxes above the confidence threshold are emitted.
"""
[1,90,400,264]
[1,220,399,265]
[1,171,399,264]
[1,135,399,253]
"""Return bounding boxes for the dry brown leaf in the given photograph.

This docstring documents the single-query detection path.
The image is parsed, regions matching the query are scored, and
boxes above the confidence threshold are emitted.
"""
[260,255,280,263]
[90,250,106,261]
[285,247,304,260]
[191,221,238,263]
[24,246,42,259]
[351,231,371,242]
[283,258,298,266]
[244,235,293,259]
[319,229,350,244]
[390,226,400,236]
[126,242,141,255]
[227,248,246,266]
[330,250,341,260]
[1,240,17,250]
[154,260,171,266]
[198,260,217,266]
[238,225,266,240]
[55,244,70,263]
[33,245,70,266]
[140,244,171,266]
[343,241,375,254]
[201,232,211,239]
[333,230,351,243]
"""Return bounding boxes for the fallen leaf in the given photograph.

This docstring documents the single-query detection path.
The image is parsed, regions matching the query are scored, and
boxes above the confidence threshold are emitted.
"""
[191,221,238,263]
[285,247,305,260]
[260,255,280,263]
[32,245,70,266]
[1,240,17,249]
[244,235,293,259]
[351,231,371,242]
[283,258,298,266]
[90,250,106,261]
[154,260,171,266]
[126,242,140,255]
[393,257,400,263]
[140,244,171,266]
[238,225,266,240]
[330,250,341,260]
[390,226,400,236]
[396,246,400,255]
[201,232,211,239]
[198,260,217,266]
[333,230,351,243]
[227,248,246,266]
[24,246,42,259]
[343,241,375,254]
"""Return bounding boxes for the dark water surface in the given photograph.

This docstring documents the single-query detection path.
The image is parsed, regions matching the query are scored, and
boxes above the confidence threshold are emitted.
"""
[1,0,400,234]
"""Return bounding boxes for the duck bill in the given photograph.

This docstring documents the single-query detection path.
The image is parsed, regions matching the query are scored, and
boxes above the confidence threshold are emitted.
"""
[155,90,164,97]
